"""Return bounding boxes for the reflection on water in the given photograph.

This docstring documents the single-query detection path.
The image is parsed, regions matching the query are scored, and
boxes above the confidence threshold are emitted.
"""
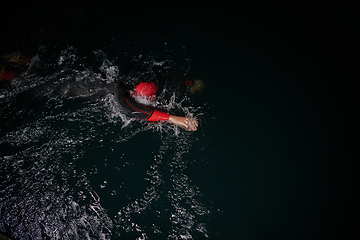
[0,43,209,239]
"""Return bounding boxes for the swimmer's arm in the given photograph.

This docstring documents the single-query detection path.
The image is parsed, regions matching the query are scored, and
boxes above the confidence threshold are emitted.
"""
[125,98,198,131]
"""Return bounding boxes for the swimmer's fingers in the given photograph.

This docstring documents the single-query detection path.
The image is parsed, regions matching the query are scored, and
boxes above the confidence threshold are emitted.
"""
[186,118,198,131]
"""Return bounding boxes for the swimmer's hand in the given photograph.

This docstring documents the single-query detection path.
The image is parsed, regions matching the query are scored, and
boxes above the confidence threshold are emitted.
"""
[190,79,204,94]
[169,115,198,131]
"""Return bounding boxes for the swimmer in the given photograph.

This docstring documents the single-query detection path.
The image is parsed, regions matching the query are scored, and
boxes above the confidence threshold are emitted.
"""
[115,81,198,131]
[62,80,198,131]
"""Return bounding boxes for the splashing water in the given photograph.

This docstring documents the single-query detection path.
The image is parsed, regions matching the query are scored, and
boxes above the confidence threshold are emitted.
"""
[0,44,209,239]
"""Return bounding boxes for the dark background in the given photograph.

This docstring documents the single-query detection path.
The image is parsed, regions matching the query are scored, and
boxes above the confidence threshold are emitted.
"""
[2,1,357,239]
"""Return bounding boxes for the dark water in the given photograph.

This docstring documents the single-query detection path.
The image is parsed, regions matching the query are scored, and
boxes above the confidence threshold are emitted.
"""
[1,3,352,240]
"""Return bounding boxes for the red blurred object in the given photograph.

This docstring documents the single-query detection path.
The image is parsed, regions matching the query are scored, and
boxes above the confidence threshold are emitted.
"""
[23,57,32,67]
[135,82,158,97]
[0,71,17,81]
[185,78,192,87]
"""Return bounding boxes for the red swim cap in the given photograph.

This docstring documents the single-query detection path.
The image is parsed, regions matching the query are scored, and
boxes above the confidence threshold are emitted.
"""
[135,82,158,98]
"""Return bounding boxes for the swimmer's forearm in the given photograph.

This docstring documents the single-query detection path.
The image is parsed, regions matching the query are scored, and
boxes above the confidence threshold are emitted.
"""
[146,110,198,131]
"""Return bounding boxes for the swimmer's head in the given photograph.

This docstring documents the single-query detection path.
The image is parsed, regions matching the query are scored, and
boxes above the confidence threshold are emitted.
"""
[134,82,158,99]
[132,82,158,106]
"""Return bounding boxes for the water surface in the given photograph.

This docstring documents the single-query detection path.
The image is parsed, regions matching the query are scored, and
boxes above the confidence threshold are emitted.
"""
[1,19,342,240]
